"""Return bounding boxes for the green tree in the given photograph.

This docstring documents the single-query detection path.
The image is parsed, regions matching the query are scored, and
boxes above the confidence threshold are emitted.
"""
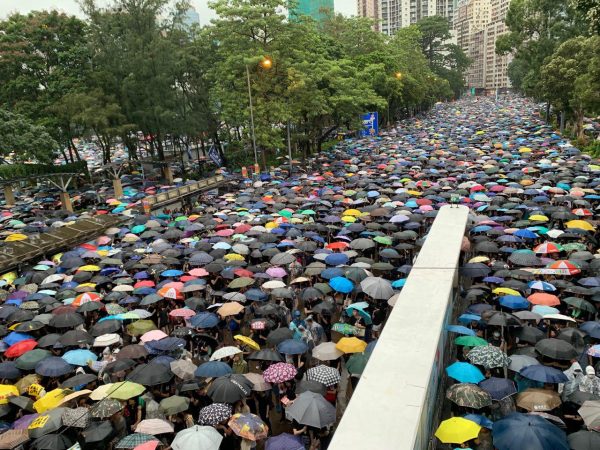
[415,16,470,97]
[539,36,600,139]
[572,0,600,34]
[0,109,58,162]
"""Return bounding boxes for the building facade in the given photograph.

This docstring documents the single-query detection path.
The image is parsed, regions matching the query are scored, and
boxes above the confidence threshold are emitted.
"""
[357,0,381,31]
[372,0,455,36]
[289,0,335,23]
[453,0,511,91]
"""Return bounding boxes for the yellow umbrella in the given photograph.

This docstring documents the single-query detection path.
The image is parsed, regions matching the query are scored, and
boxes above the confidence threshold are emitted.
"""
[468,256,489,263]
[343,209,361,217]
[90,382,145,401]
[0,385,18,405]
[566,220,595,231]
[493,287,521,296]
[519,147,532,153]
[217,302,245,317]
[335,337,367,354]
[520,179,534,186]
[234,335,260,351]
[5,234,27,242]
[435,417,481,444]
[224,253,245,261]
[341,216,357,223]
[77,265,101,272]
[33,388,69,413]
[0,271,17,285]
[265,222,278,229]
[529,214,549,222]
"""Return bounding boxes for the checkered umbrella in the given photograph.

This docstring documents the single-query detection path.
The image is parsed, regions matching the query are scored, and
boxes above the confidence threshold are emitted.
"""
[262,363,297,383]
[115,433,157,449]
[198,403,233,426]
[305,365,341,387]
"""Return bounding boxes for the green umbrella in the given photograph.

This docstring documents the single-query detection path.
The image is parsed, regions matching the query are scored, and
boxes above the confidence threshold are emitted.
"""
[15,350,51,371]
[373,236,392,245]
[446,383,492,409]
[346,352,370,375]
[159,395,190,415]
[455,336,488,347]
[90,398,122,418]
[126,320,157,336]
[131,225,146,234]
[562,243,587,252]
[107,381,146,400]
[562,297,596,314]
[228,277,254,289]
[278,210,293,219]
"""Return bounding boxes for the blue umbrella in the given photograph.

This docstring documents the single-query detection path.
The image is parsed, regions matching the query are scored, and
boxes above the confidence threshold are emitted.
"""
[245,289,268,302]
[150,355,175,367]
[3,332,33,346]
[320,268,345,280]
[195,361,232,378]
[0,361,21,379]
[35,356,74,377]
[190,312,219,329]
[62,349,98,366]
[478,377,517,400]
[580,321,600,339]
[519,365,568,384]
[446,325,476,336]
[277,339,308,355]
[446,362,485,383]
[265,432,304,450]
[324,253,349,266]
[365,339,377,353]
[391,279,406,288]
[483,276,505,284]
[161,269,184,277]
[499,295,530,310]
[458,314,481,324]
[328,277,354,294]
[464,414,493,429]
[493,412,568,450]
[527,281,556,292]
[146,337,186,352]
[514,229,538,239]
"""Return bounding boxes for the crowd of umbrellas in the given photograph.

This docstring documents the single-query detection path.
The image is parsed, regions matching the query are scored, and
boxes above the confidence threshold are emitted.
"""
[0,95,599,450]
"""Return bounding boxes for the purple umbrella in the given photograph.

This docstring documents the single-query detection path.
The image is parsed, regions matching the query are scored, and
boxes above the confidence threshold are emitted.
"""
[265,433,304,450]
[266,267,287,278]
[12,413,39,429]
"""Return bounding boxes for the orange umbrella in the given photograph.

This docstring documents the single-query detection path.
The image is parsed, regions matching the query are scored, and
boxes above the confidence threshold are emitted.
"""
[72,292,102,307]
[527,293,561,306]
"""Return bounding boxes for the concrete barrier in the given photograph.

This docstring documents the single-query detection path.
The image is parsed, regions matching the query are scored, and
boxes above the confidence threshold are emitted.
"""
[329,205,469,450]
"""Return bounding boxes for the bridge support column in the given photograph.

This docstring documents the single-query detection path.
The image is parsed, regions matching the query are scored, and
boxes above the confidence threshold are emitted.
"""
[162,166,174,184]
[3,186,15,206]
[112,179,124,198]
[60,191,73,212]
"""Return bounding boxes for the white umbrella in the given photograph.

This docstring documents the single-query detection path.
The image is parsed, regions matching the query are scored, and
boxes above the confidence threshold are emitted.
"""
[262,280,286,289]
[312,342,343,361]
[172,425,222,450]
[360,277,394,300]
[42,274,64,285]
[210,346,242,361]
[93,333,120,347]
[578,400,600,431]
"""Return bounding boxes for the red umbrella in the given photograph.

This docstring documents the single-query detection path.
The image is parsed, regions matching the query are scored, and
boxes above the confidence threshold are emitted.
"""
[134,281,155,288]
[234,269,253,278]
[188,268,209,277]
[5,339,37,358]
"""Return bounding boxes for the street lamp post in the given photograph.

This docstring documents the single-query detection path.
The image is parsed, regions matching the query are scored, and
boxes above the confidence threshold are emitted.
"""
[246,57,272,175]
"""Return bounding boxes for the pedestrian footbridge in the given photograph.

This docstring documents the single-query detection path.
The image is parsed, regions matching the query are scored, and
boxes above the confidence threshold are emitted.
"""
[330,205,470,450]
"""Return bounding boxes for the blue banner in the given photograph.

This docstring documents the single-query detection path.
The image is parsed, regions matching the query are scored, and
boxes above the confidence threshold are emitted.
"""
[360,112,379,137]
[207,144,224,167]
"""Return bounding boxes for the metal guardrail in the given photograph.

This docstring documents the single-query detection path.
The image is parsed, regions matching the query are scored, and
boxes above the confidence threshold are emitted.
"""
[145,175,225,209]
[0,215,125,273]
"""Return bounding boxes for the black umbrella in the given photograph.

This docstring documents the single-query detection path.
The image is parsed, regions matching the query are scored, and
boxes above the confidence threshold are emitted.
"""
[90,320,122,337]
[207,374,253,403]
[61,373,98,389]
[514,326,545,344]
[82,421,114,443]
[37,334,61,348]
[0,361,21,379]
[266,328,294,346]
[33,433,73,450]
[568,430,600,450]
[59,330,93,346]
[49,313,84,328]
[296,379,327,395]
[126,363,173,386]
[105,359,136,374]
[247,349,284,362]
[535,338,578,360]
[460,263,491,278]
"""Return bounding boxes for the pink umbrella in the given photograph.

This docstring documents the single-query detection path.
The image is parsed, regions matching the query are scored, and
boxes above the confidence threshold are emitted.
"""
[266,267,286,278]
[189,268,209,277]
[262,363,297,383]
[134,441,159,450]
[141,330,168,343]
[135,418,174,435]
[169,308,196,318]
[97,236,111,245]
[163,281,184,290]
[216,229,234,237]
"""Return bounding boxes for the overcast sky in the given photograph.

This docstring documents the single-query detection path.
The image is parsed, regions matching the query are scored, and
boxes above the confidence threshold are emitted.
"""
[0,0,357,22]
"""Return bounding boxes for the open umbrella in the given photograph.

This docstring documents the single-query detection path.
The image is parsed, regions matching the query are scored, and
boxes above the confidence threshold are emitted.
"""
[305,365,341,387]
[492,412,568,450]
[171,425,222,450]
[567,430,600,450]
[516,388,561,412]
[159,395,190,415]
[207,374,253,403]
[285,391,336,428]
[263,363,297,383]
[467,346,510,369]
[265,433,304,450]
[446,383,492,409]
[578,400,600,431]
[135,418,174,435]
[198,403,232,426]
[435,417,481,444]
[446,362,485,384]
[228,412,269,441]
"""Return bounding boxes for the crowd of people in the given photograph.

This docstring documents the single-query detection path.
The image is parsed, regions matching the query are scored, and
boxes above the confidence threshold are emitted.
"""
[0,96,598,450]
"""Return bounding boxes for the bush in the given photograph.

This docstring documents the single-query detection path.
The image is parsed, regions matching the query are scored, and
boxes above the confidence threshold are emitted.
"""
[0,161,89,181]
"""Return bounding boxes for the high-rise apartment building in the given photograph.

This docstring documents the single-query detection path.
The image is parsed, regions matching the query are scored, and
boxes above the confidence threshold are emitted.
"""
[289,0,335,23]
[453,0,511,91]
[358,1,455,36]
[357,0,381,31]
